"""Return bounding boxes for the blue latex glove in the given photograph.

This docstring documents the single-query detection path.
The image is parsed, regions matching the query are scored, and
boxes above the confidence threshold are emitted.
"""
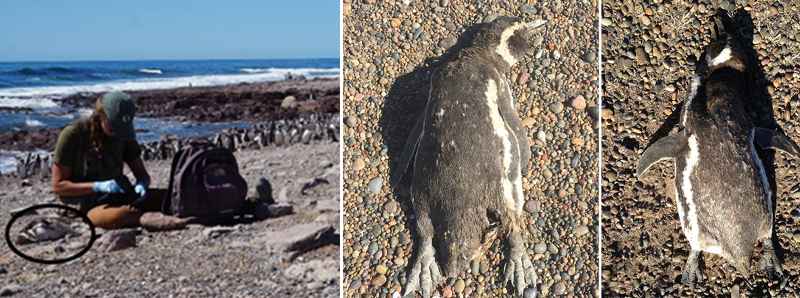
[92,180,124,194]
[134,178,149,199]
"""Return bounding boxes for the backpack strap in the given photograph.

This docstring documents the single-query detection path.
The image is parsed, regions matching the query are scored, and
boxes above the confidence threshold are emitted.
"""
[163,147,186,215]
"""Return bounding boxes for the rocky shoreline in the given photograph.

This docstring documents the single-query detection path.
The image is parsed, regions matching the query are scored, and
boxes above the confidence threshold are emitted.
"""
[58,77,340,122]
[0,78,341,178]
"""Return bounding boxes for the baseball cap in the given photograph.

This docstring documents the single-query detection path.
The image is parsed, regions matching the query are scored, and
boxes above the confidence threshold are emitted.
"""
[101,91,136,140]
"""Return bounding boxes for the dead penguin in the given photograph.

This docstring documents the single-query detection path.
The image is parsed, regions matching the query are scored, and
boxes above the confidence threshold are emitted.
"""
[392,16,544,297]
[637,13,798,286]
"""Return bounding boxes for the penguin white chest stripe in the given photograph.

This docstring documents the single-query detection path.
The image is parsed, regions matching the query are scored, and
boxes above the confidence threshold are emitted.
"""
[681,134,701,249]
[484,79,515,211]
[709,47,732,66]
[502,77,525,214]
[749,129,773,229]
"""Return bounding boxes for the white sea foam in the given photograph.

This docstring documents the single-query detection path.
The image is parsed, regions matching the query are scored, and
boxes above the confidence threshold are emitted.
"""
[25,118,45,127]
[0,68,340,109]
[240,67,340,75]
[139,68,163,75]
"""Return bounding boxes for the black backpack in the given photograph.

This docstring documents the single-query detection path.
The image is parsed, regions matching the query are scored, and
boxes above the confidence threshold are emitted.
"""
[163,141,248,219]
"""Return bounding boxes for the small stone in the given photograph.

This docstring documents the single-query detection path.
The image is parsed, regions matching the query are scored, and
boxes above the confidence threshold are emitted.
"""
[442,286,454,297]
[549,102,563,114]
[639,15,651,26]
[371,274,387,287]
[454,279,466,293]
[281,96,298,109]
[384,200,400,216]
[534,242,547,254]
[575,225,590,237]
[368,177,384,194]
[537,131,547,143]
[439,37,457,49]
[390,18,402,28]
[570,95,586,110]
[522,117,536,128]
[553,282,566,295]
[525,200,541,214]
[353,158,366,172]
[572,137,584,147]
[581,51,596,64]
[376,264,389,275]
[345,116,356,127]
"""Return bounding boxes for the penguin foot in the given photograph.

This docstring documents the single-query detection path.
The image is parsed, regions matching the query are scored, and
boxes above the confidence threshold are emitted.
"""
[760,239,785,283]
[503,235,537,297]
[403,239,443,298]
[681,250,704,286]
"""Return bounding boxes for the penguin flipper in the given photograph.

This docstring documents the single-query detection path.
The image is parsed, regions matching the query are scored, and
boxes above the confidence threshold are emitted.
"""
[753,127,800,158]
[389,113,425,188]
[636,134,687,178]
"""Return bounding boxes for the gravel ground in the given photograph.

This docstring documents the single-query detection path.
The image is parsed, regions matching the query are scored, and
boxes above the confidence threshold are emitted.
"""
[601,1,800,296]
[342,0,599,297]
[0,143,340,297]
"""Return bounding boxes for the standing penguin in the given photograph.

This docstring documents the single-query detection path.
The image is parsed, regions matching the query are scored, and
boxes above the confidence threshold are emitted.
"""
[637,12,798,285]
[392,16,544,297]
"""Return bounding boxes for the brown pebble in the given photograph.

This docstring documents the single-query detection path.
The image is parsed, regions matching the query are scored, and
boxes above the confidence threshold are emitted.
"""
[522,117,536,127]
[454,279,466,293]
[442,286,453,297]
[353,158,366,172]
[570,95,587,110]
[371,274,387,287]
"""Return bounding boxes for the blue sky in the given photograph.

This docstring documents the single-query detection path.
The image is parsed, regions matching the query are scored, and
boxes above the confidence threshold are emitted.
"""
[0,1,340,61]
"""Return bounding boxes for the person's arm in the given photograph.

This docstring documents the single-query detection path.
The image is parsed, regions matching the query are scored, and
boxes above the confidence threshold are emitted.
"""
[128,158,150,187]
[52,162,95,197]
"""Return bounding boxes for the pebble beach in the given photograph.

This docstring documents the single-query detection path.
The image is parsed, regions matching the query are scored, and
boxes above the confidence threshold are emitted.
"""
[602,1,800,296]
[342,1,599,297]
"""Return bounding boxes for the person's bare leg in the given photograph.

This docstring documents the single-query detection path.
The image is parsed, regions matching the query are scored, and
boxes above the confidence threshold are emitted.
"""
[87,204,141,230]
[138,212,193,231]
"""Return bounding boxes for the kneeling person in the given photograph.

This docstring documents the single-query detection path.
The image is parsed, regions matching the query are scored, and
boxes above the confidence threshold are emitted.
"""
[51,91,189,230]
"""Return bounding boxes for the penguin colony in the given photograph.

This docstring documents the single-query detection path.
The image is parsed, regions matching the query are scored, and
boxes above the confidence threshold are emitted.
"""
[6,113,340,179]
[637,13,798,286]
[394,17,544,297]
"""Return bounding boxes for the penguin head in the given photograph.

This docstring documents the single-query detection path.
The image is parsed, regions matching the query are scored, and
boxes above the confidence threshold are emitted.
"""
[701,10,748,74]
[473,16,545,68]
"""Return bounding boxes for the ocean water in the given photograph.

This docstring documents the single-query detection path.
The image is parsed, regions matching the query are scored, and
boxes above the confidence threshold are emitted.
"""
[0,58,339,173]
[0,59,339,109]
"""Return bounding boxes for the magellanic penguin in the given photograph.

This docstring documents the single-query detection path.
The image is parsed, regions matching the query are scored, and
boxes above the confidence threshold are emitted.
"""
[392,16,545,297]
[637,13,799,285]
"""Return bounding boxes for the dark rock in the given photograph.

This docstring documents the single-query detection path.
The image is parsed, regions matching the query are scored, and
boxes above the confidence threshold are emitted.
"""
[256,178,275,204]
[0,284,22,296]
[280,223,338,253]
[301,177,330,195]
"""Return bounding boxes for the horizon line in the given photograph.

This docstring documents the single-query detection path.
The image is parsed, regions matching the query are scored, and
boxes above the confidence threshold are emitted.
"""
[0,57,340,64]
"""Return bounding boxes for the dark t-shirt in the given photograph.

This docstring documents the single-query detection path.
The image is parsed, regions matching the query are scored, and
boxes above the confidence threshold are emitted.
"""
[53,119,141,205]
